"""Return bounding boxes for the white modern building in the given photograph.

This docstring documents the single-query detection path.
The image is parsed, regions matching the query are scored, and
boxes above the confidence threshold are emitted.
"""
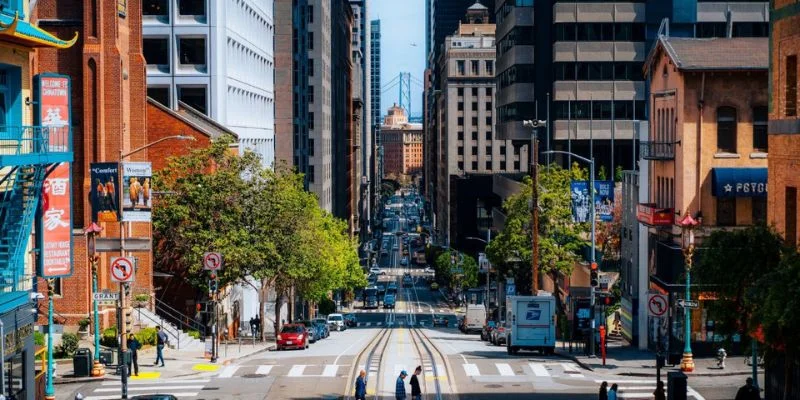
[142,0,276,167]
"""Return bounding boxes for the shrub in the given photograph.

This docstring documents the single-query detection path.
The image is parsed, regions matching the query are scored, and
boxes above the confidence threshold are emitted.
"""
[56,333,79,358]
[135,327,158,346]
[101,327,118,348]
[78,318,91,331]
[187,330,200,340]
[34,331,45,347]
[133,294,150,302]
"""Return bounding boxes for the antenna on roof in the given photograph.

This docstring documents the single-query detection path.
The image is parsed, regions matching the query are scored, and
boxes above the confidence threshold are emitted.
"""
[725,8,733,38]
[657,18,670,38]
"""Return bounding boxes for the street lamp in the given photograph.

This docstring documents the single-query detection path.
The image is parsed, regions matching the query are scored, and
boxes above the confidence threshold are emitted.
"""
[543,150,596,356]
[679,212,700,373]
[86,222,104,377]
[465,235,492,310]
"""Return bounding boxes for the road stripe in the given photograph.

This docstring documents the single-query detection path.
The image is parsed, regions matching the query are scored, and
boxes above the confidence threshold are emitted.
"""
[288,365,306,377]
[322,365,339,377]
[618,393,656,398]
[256,365,274,375]
[462,363,480,377]
[496,363,514,376]
[218,365,239,378]
[529,363,550,377]
[87,393,198,400]
[95,386,204,392]
[101,379,210,386]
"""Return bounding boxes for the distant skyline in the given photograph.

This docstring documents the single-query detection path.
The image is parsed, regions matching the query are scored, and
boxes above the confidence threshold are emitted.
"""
[370,0,426,118]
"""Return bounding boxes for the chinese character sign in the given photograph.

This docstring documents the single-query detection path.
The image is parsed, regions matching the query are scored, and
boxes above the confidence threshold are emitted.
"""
[34,74,71,153]
[571,180,616,222]
[39,163,73,278]
[122,162,153,222]
[90,163,120,222]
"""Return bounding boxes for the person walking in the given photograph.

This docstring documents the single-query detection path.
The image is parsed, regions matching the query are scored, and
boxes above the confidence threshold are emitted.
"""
[126,334,140,377]
[354,370,367,400]
[409,366,422,400]
[154,326,168,367]
[734,378,761,400]
[598,381,608,400]
[395,370,408,399]
[653,380,666,400]
[608,383,618,400]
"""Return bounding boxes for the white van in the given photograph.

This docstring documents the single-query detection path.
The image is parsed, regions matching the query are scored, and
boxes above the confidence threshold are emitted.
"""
[464,304,486,334]
[327,313,346,331]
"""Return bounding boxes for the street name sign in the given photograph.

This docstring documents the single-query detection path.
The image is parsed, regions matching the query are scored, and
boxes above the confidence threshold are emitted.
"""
[677,299,699,309]
[93,291,119,306]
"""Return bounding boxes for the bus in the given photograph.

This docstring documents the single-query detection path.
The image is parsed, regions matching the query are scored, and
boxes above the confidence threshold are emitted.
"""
[363,286,379,309]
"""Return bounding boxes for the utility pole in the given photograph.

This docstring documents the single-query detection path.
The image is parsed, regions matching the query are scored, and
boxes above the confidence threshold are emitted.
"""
[524,120,547,294]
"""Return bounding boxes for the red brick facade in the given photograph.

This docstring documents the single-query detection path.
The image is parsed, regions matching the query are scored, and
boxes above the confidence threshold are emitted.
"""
[145,101,213,171]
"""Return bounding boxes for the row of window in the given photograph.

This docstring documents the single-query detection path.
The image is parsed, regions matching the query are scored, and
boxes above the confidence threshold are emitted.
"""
[497,26,534,56]
[455,60,494,77]
[498,64,535,89]
[148,85,207,114]
[144,37,206,66]
[554,23,646,42]
[457,116,493,127]
[457,131,500,141]
[696,22,769,38]
[553,62,643,81]
[144,0,204,18]
[457,87,493,97]
[717,197,766,226]
[715,106,768,154]
[458,160,520,172]
[552,100,647,121]
[457,145,509,156]
[457,101,493,112]
[786,55,797,118]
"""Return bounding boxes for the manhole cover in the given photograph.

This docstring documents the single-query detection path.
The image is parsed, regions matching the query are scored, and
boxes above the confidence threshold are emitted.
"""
[512,384,521,387]
[485,384,503,389]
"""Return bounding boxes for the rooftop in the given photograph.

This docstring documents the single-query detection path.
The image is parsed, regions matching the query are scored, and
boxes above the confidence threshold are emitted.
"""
[645,36,768,74]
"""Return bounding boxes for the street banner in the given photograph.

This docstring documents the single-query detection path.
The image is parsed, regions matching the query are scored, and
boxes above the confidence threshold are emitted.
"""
[570,180,615,222]
[121,162,153,222]
[90,163,120,222]
[38,163,73,278]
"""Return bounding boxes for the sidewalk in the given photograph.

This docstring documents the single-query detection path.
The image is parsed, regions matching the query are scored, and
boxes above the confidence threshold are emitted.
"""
[556,339,762,378]
[54,338,275,384]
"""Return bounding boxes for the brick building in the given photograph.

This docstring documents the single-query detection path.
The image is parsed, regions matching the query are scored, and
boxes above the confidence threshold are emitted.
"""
[381,104,423,178]
[640,36,768,355]
[767,1,800,245]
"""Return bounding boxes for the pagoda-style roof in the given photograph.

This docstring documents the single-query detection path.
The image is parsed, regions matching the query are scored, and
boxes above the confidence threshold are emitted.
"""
[0,12,77,49]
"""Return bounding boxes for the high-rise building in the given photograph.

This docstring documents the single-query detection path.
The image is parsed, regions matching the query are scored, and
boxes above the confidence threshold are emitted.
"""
[494,0,769,174]
[382,105,424,177]
[370,19,382,211]
[142,0,275,167]
[350,0,371,238]
[331,0,355,228]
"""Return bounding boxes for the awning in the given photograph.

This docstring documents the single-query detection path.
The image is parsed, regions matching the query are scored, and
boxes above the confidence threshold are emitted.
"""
[711,167,767,198]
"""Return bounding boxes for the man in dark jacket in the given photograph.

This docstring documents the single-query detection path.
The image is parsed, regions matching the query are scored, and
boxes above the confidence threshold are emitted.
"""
[734,378,761,400]
[409,365,422,400]
[354,369,367,400]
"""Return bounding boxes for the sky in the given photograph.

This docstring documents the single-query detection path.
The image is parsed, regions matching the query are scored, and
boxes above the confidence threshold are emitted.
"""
[370,0,426,118]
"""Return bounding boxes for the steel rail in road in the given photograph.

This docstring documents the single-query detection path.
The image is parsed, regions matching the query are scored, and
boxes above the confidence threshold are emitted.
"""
[343,327,391,399]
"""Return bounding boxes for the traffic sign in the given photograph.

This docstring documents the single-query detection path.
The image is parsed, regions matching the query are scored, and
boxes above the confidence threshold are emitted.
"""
[648,293,668,317]
[93,291,119,306]
[203,252,223,271]
[678,299,699,309]
[110,257,135,283]
[506,283,516,295]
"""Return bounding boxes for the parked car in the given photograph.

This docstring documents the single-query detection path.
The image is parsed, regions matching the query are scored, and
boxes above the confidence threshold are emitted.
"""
[458,316,466,332]
[276,324,309,350]
[481,320,497,341]
[432,315,449,327]
[423,267,435,274]
[402,275,413,287]
[299,320,321,343]
[313,318,330,338]
[383,294,396,309]
[343,313,358,327]
[369,266,385,275]
[491,324,508,346]
[327,313,346,331]
[387,282,398,293]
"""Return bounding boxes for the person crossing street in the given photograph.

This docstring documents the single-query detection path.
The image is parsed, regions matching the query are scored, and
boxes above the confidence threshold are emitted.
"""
[409,365,422,400]
[354,369,367,400]
[154,326,168,367]
[395,370,408,399]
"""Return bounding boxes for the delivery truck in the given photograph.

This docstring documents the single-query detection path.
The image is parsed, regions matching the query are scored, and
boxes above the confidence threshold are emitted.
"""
[463,304,487,334]
[505,294,556,355]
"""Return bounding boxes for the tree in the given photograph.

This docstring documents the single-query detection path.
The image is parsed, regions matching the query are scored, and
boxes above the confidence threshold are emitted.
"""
[433,250,478,292]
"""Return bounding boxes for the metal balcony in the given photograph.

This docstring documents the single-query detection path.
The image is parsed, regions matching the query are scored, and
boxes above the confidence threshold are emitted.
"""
[0,125,73,166]
[639,141,676,160]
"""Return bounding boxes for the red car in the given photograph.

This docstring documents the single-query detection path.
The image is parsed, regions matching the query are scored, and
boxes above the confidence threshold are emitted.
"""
[276,324,309,350]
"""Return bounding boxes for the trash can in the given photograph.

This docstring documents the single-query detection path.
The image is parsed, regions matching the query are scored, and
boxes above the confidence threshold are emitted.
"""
[72,348,92,377]
[99,349,114,365]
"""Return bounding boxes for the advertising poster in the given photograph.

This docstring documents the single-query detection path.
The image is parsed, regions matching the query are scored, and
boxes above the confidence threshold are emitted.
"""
[90,163,120,222]
[39,163,73,278]
[570,180,615,222]
[570,181,591,223]
[122,162,153,222]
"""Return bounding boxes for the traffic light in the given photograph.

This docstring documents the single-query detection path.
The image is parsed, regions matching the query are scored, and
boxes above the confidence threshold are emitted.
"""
[590,262,599,287]
[124,307,133,335]
[209,273,218,293]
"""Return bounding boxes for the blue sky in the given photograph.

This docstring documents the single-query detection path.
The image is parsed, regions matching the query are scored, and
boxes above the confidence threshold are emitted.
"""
[370,0,426,118]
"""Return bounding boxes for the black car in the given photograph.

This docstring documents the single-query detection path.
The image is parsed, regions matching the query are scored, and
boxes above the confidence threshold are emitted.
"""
[432,315,449,327]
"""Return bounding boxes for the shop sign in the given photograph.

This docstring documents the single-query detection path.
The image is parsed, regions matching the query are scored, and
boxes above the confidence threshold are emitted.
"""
[38,163,73,278]
[637,203,674,226]
[121,162,153,222]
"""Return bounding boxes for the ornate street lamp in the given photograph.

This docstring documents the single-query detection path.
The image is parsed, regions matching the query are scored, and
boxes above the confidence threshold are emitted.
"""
[86,222,105,377]
[679,212,700,372]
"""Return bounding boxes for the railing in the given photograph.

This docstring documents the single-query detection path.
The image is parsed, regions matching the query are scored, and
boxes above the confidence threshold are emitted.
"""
[639,141,676,160]
[154,297,207,338]
[0,125,71,156]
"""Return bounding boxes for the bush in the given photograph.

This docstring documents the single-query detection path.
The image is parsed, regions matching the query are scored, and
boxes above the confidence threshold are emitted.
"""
[101,327,118,348]
[55,333,79,358]
[187,330,200,340]
[133,294,150,302]
[78,318,91,331]
[34,331,45,347]
[135,327,158,346]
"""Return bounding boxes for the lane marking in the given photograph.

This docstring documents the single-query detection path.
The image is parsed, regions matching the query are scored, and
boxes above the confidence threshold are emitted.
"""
[496,363,514,376]
[95,386,204,392]
[463,363,480,377]
[255,365,274,375]
[217,365,239,378]
[529,363,550,377]
[101,379,210,386]
[288,365,306,377]
[87,394,198,400]
[322,364,339,377]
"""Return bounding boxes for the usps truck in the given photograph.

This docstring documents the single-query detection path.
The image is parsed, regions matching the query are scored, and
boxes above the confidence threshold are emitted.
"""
[505,294,556,355]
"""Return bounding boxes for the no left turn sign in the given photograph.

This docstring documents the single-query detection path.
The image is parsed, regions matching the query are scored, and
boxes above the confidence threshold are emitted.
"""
[110,257,135,283]
[203,252,223,271]
[648,293,668,317]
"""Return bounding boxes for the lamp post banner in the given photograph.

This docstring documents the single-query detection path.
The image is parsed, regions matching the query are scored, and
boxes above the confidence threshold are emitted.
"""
[571,180,615,222]
[121,162,153,222]
[90,163,120,222]
[38,162,73,278]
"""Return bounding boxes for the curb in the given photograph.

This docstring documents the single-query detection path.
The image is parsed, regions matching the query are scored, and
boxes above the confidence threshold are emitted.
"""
[554,352,595,372]
[54,376,113,385]
[619,370,755,378]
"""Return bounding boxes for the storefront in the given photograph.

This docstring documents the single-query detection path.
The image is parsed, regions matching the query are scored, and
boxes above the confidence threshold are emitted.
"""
[0,301,36,399]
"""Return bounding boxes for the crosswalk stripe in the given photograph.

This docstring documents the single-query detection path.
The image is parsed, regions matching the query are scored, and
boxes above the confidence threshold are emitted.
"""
[218,365,239,378]
[463,363,480,377]
[496,363,514,376]
[288,365,306,377]
[619,393,655,398]
[256,365,274,375]
[95,385,204,392]
[101,379,210,386]
[322,365,339,377]
[87,393,199,400]
[529,363,550,377]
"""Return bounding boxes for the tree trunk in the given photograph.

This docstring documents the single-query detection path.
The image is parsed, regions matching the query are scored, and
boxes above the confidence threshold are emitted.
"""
[258,279,268,342]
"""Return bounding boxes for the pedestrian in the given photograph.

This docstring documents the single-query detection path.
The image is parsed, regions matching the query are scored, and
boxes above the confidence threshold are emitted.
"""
[608,383,618,400]
[126,334,140,376]
[395,370,407,399]
[653,380,666,400]
[734,377,761,400]
[154,326,168,367]
[249,316,257,337]
[598,381,608,400]
[409,365,422,400]
[254,315,261,337]
[354,369,367,400]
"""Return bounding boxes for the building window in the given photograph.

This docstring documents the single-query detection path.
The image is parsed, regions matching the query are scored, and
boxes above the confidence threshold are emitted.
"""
[457,87,464,96]
[308,87,314,103]
[500,145,506,155]
[308,32,314,50]
[472,131,478,140]
[458,147,464,155]
[485,146,491,155]
[308,5,313,23]
[178,86,207,115]
[308,59,314,76]
[787,55,797,117]
[472,147,478,155]
[308,138,314,156]
[309,112,315,129]
[716,197,737,226]
[52,278,63,297]
[485,161,491,170]
[472,102,478,111]
[458,161,464,170]
[471,60,479,75]
[143,0,168,17]
[514,160,520,170]
[485,131,491,140]
[485,60,494,76]
[753,106,768,152]
[143,38,169,67]
[147,87,170,107]
[6,351,24,398]
[457,131,464,140]
[472,161,478,170]
[716,106,737,153]
[471,87,478,97]
[458,102,464,111]
[308,166,315,183]
[500,161,506,170]
[457,117,464,126]
[486,87,492,96]
[752,197,767,225]
[485,116,492,126]
[787,187,797,245]
[178,0,205,16]
[457,60,465,75]
[486,101,492,111]
[178,37,206,65]
[471,117,478,126]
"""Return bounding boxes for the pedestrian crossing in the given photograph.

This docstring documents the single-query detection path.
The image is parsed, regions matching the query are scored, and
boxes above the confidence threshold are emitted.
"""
[85,378,210,400]
[355,320,439,327]
[196,363,347,379]
[459,362,585,380]
[355,308,450,313]
[592,379,706,400]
